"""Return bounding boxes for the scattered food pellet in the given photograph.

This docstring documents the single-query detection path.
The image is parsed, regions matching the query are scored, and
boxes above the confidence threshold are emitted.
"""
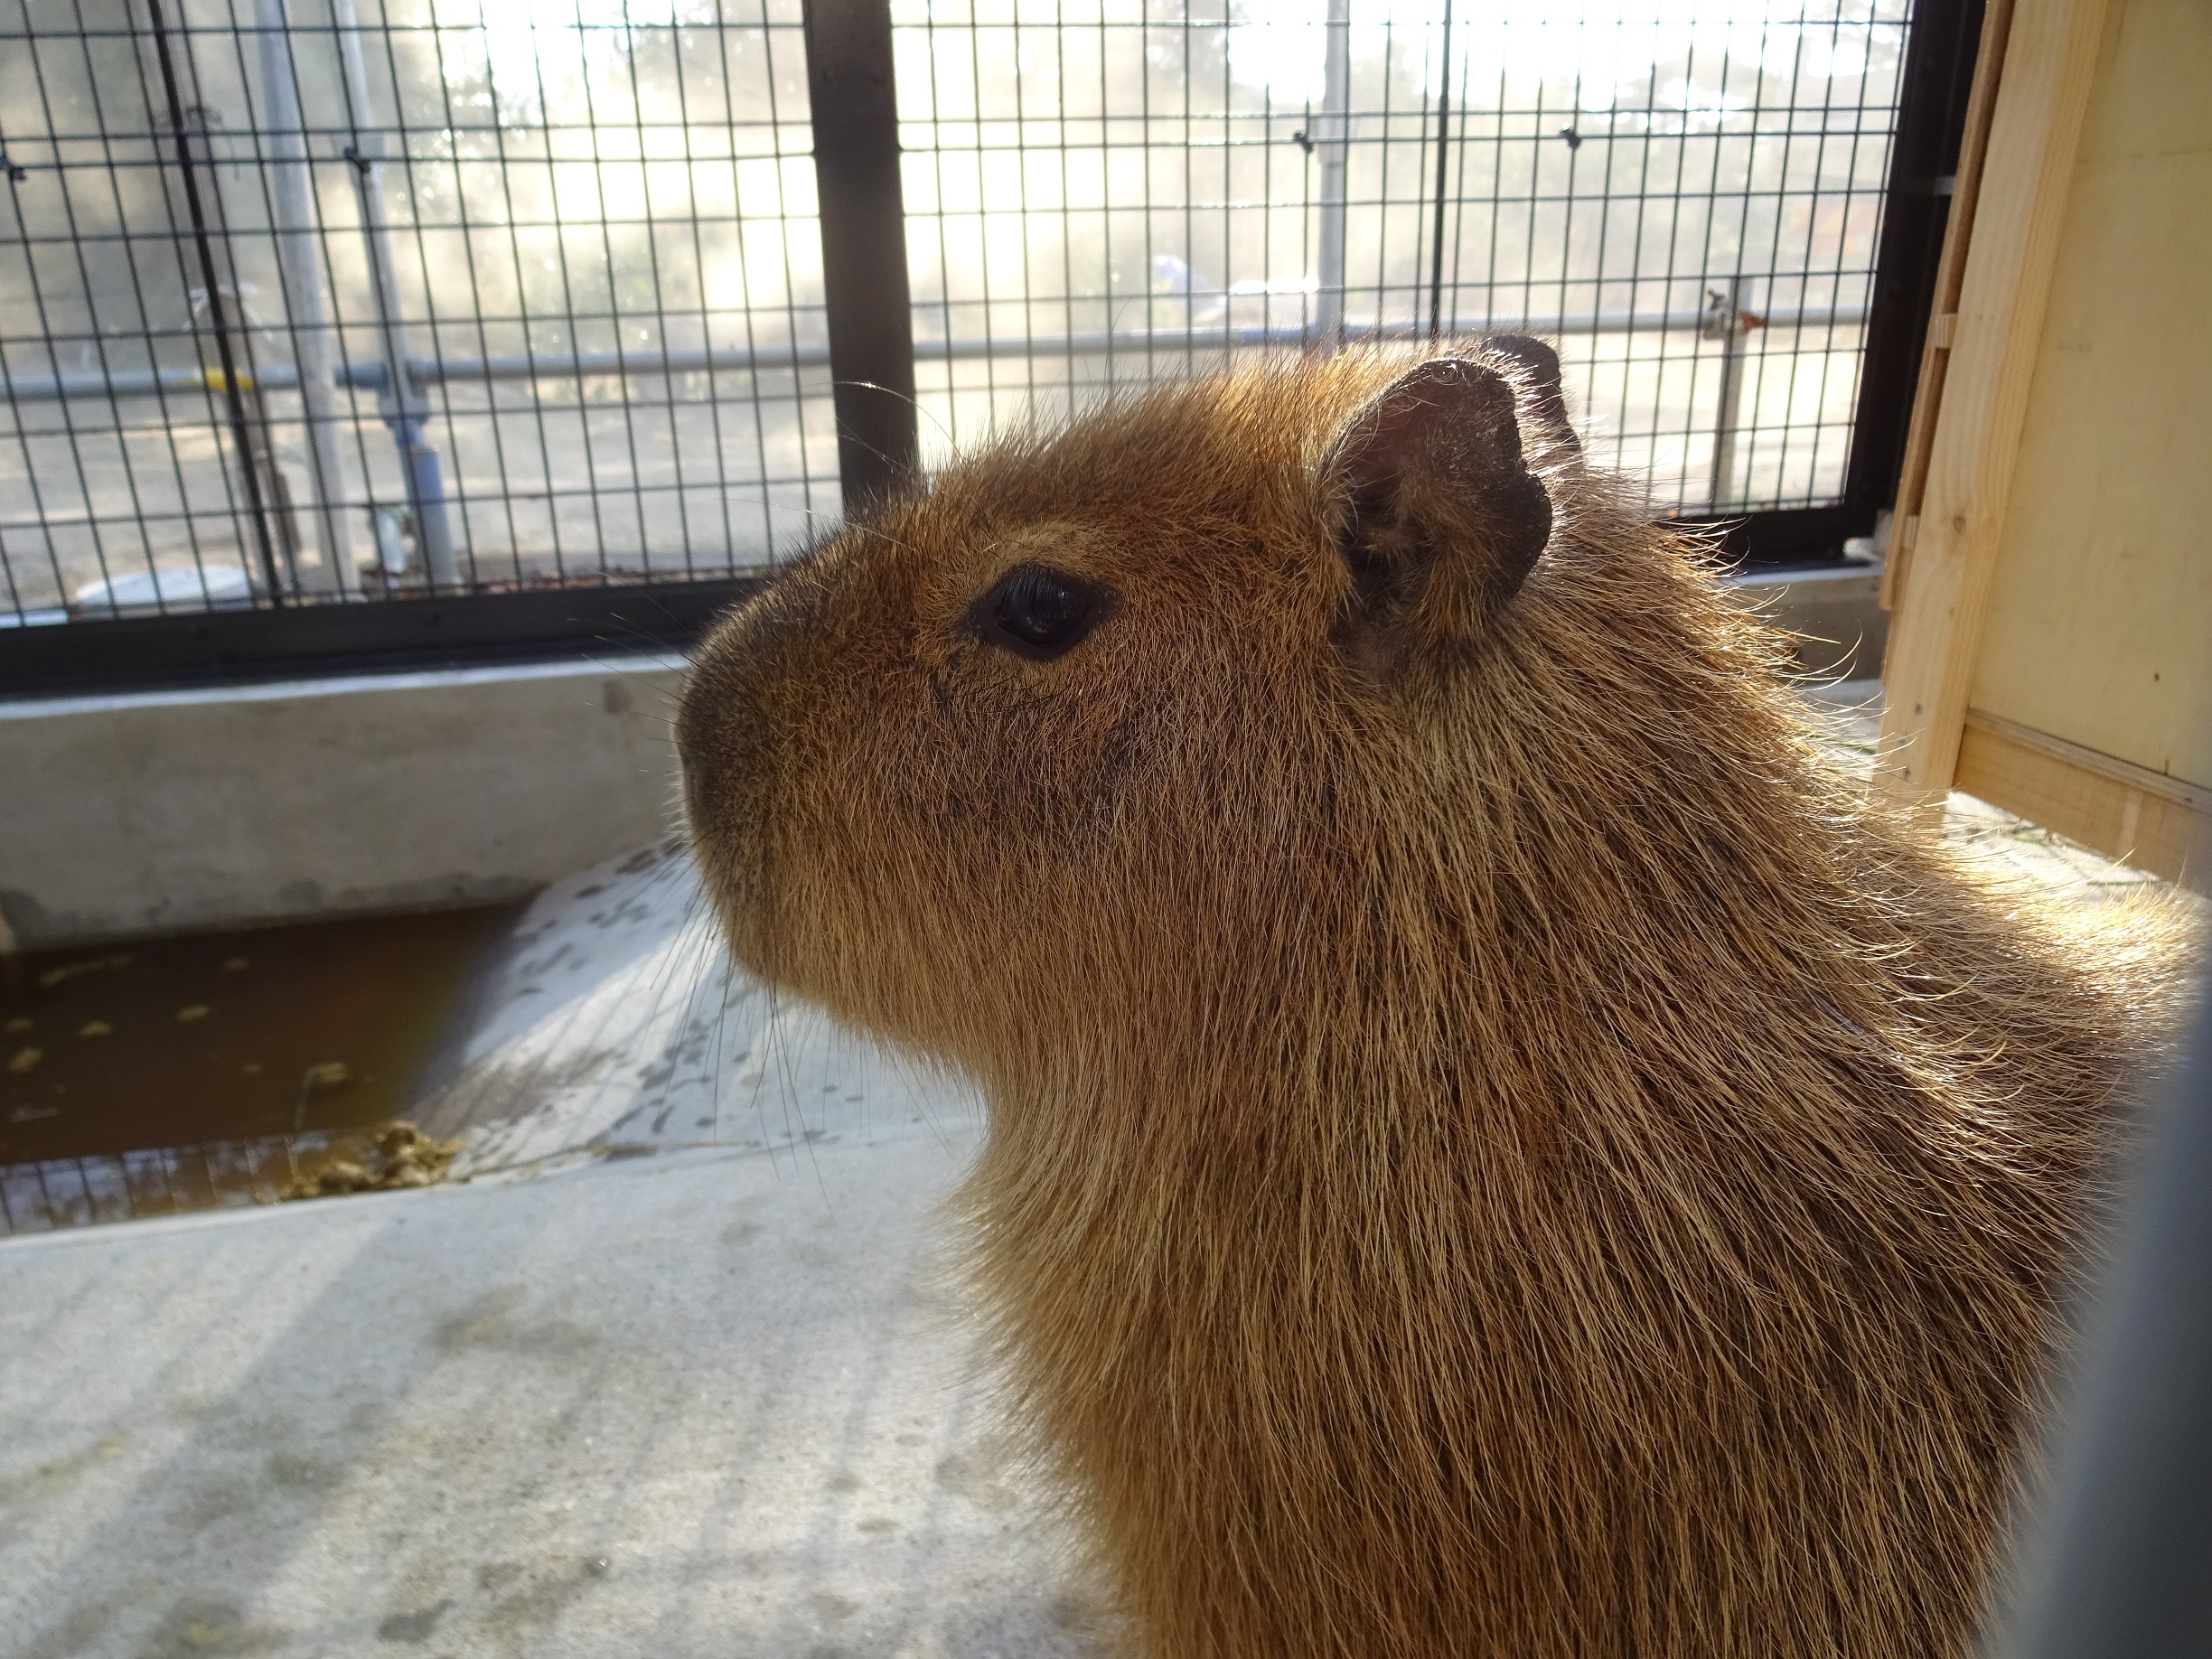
[2,1017,31,1036]
[302,1060,350,1090]
[78,1019,111,1038]
[300,1158,374,1195]
[221,957,250,973]
[6,1046,41,1075]
[36,952,133,989]
[281,1122,463,1201]
[241,1062,262,1076]
[175,1004,211,1024]
[377,1121,463,1180]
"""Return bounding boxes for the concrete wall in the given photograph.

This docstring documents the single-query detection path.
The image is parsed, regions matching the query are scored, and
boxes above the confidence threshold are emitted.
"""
[0,569,1885,951]
[0,656,687,950]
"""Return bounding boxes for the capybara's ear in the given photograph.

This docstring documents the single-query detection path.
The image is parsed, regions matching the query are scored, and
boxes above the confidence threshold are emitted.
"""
[1480,334,1580,459]
[1322,357,1551,674]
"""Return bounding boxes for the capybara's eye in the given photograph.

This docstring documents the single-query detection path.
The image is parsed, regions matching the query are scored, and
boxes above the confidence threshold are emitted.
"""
[973,564,1107,661]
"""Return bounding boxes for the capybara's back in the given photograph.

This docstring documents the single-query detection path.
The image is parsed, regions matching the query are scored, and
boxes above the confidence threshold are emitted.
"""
[676,341,2198,1658]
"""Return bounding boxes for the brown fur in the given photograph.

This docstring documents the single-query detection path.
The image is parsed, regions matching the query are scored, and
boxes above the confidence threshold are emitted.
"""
[676,342,2197,1659]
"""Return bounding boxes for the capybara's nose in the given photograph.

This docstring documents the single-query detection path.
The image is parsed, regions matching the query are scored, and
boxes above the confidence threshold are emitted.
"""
[682,527,862,867]
[676,583,796,854]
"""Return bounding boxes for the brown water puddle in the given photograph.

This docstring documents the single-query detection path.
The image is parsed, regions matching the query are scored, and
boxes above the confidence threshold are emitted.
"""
[1,904,517,1234]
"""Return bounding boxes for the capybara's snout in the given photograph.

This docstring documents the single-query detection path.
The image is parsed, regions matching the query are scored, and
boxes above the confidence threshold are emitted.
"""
[676,574,825,956]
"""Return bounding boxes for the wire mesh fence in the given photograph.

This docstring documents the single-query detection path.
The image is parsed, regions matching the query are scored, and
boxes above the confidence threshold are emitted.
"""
[898,0,1904,503]
[2,0,1914,635]
[2,0,830,624]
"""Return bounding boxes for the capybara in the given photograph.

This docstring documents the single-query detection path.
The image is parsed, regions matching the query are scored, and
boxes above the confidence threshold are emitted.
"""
[675,340,2197,1658]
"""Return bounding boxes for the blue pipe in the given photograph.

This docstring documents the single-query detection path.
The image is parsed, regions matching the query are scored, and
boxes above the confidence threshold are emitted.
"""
[345,361,457,585]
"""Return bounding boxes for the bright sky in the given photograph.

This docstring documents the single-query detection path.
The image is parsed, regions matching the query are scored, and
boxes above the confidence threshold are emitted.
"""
[444,0,1901,121]
[1226,0,1896,108]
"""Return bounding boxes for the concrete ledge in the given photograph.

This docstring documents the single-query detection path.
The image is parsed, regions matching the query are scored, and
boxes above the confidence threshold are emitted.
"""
[0,655,688,950]
[0,1132,1094,1659]
[0,567,1891,950]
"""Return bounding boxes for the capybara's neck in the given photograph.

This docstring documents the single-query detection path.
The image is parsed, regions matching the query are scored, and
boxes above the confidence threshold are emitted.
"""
[959,539,2179,1659]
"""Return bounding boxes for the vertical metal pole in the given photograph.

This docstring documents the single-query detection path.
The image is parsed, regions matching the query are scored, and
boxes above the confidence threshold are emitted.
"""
[256,0,355,595]
[1314,0,1351,345]
[1993,990,2212,1659]
[1707,275,1748,511]
[802,0,918,515]
[332,0,458,588]
[145,0,286,605]
[1426,0,1453,342]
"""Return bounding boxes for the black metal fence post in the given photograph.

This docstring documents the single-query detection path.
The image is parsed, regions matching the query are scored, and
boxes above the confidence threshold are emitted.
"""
[801,0,919,516]
[143,0,288,605]
[1842,0,1985,531]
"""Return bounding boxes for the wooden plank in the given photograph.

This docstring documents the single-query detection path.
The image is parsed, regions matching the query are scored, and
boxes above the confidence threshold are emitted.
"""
[1966,708,2212,816]
[1879,0,2018,614]
[1965,0,2212,790]
[1955,715,2210,892]
[1874,0,2114,811]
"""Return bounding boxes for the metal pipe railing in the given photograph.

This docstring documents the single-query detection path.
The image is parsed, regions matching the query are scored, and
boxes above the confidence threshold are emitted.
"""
[332,0,458,587]
[255,0,354,593]
[3,305,1870,402]
[4,305,1865,524]
[1313,0,1352,344]
[1706,276,1752,509]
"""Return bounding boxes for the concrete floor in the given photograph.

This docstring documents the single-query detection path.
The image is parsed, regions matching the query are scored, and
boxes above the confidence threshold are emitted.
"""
[0,840,1095,1658]
[0,680,2174,1658]
[0,1139,1106,1659]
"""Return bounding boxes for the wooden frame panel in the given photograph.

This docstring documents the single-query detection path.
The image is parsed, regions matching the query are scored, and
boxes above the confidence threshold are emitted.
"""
[1875,0,2112,806]
[1879,0,2210,889]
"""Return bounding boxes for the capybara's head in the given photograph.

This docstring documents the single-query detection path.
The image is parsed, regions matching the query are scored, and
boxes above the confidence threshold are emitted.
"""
[675,340,1689,1076]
